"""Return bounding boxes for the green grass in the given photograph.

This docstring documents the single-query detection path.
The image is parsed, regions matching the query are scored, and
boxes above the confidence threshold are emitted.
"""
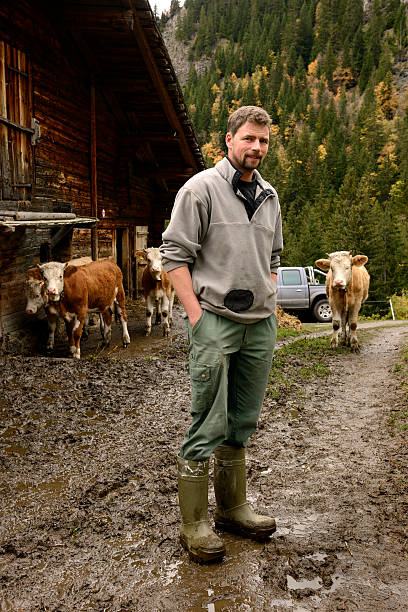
[276,322,331,342]
[389,344,408,436]
[267,336,334,402]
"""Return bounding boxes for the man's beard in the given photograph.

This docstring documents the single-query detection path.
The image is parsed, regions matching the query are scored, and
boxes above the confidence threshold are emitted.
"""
[241,154,262,170]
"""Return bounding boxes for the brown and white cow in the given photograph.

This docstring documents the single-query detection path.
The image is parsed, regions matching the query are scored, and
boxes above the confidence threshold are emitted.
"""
[25,267,60,351]
[26,261,93,351]
[142,247,175,337]
[38,259,130,358]
[315,251,370,352]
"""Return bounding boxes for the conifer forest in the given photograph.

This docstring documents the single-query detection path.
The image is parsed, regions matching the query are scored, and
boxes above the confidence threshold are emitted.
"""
[159,0,408,314]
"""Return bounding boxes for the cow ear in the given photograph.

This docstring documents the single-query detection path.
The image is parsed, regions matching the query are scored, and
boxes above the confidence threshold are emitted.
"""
[315,259,330,271]
[352,255,368,267]
[63,262,70,270]
[28,267,41,280]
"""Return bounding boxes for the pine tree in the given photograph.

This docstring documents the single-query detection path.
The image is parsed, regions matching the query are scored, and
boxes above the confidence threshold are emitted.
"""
[173,0,408,301]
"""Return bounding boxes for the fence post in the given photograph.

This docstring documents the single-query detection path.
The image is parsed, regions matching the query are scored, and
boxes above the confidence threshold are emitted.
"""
[389,299,395,321]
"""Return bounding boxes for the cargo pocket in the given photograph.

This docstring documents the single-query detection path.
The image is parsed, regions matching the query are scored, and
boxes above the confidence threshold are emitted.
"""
[188,359,214,415]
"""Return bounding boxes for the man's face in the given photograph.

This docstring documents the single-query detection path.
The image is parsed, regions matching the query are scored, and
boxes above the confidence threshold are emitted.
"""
[225,121,269,180]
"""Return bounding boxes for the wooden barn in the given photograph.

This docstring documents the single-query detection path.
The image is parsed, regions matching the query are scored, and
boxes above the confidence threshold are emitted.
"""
[0,0,205,352]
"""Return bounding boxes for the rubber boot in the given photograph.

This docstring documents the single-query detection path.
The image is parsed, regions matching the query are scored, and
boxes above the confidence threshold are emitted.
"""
[214,445,276,541]
[177,456,226,563]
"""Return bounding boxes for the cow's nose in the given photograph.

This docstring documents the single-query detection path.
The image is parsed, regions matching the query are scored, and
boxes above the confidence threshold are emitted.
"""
[48,287,57,294]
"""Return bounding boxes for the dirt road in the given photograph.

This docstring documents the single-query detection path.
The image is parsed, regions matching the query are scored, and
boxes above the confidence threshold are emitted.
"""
[0,309,407,611]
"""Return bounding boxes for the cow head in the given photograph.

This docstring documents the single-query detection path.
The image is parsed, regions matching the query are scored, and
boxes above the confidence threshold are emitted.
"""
[315,251,368,290]
[145,247,163,281]
[37,261,69,301]
[25,268,46,314]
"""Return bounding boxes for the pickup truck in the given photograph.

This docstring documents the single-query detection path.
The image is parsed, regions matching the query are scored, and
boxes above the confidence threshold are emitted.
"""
[277,266,332,322]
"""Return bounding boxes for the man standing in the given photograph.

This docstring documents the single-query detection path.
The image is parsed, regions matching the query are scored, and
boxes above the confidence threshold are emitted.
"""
[160,106,283,563]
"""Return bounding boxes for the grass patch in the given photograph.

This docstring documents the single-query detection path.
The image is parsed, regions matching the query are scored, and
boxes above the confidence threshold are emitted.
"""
[389,343,408,437]
[267,335,335,403]
[276,323,331,342]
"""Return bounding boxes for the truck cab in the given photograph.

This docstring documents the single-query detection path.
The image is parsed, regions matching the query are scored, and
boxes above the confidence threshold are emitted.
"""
[277,266,332,322]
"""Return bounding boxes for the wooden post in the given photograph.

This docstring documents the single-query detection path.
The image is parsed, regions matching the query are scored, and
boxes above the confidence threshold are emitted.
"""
[90,78,98,260]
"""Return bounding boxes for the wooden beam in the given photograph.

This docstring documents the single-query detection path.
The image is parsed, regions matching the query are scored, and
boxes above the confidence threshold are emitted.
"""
[125,0,198,172]
[90,78,98,260]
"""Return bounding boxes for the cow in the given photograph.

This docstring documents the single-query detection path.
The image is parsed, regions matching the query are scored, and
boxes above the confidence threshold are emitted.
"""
[25,267,60,351]
[38,259,130,359]
[142,247,175,337]
[26,262,92,351]
[315,251,370,352]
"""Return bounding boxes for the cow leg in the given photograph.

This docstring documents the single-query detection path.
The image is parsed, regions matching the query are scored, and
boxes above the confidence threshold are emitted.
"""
[330,307,341,349]
[168,288,175,327]
[155,298,162,325]
[72,317,85,359]
[71,314,87,359]
[99,313,106,342]
[82,312,89,341]
[46,312,58,351]
[145,294,155,336]
[115,285,130,347]
[114,299,130,347]
[348,303,361,352]
[64,318,77,358]
[339,309,348,345]
[161,294,170,337]
[101,310,112,346]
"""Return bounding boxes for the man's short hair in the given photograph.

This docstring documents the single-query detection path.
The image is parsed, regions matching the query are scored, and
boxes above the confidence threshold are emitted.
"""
[227,106,271,136]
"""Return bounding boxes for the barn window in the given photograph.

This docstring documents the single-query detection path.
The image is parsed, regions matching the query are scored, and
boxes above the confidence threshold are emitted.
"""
[0,41,38,202]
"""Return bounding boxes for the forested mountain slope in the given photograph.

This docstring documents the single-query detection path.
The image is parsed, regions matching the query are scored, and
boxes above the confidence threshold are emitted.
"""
[158,0,408,311]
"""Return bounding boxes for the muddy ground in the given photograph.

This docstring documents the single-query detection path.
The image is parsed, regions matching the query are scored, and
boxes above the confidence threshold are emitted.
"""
[1,303,408,611]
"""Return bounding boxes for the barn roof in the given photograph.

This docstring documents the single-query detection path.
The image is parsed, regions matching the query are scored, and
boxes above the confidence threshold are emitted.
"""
[54,0,205,195]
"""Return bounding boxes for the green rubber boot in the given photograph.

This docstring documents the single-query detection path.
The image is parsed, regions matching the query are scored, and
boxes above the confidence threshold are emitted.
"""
[177,456,226,563]
[214,445,276,541]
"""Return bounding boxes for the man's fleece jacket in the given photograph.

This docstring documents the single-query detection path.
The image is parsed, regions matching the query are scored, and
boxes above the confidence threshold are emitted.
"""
[160,156,283,324]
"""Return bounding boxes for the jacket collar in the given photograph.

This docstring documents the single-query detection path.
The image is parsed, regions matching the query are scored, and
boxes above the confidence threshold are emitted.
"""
[215,156,272,197]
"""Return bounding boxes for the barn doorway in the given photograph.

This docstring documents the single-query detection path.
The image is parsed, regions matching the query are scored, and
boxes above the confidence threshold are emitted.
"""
[114,228,130,294]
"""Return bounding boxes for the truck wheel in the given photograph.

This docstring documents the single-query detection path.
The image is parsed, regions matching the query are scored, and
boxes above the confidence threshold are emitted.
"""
[313,299,332,323]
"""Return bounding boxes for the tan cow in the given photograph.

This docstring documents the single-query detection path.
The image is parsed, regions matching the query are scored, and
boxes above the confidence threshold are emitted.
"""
[142,247,175,337]
[38,259,130,358]
[315,251,370,352]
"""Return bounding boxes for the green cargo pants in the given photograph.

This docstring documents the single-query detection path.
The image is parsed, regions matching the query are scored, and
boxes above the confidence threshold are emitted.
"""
[180,309,277,461]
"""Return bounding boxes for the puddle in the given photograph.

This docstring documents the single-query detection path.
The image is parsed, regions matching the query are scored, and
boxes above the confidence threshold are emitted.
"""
[3,443,28,456]
[37,478,66,494]
[287,574,323,591]
[0,426,18,438]
[160,559,182,587]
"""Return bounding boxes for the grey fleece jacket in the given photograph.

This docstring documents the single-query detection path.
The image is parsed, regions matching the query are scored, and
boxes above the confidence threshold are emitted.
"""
[160,156,283,324]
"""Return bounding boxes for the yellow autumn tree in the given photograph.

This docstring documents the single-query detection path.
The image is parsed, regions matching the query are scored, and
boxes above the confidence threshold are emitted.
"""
[202,134,225,167]
[375,72,398,120]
